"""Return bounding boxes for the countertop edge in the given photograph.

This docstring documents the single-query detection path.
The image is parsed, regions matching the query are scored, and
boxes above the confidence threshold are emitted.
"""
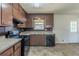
[0,39,22,54]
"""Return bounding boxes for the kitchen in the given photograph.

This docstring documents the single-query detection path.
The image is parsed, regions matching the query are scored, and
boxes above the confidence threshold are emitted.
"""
[0,3,55,56]
[0,3,79,56]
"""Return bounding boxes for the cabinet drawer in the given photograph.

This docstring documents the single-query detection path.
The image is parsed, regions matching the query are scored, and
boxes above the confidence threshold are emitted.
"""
[0,47,13,56]
[14,47,21,56]
[14,42,21,50]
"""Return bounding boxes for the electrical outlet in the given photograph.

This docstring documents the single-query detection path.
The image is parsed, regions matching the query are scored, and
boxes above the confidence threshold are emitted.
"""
[62,40,64,42]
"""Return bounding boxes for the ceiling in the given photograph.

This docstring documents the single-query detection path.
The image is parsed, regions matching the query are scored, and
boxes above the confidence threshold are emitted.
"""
[20,3,79,14]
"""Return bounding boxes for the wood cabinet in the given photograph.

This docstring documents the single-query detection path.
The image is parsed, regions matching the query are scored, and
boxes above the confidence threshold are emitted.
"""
[13,7,20,20]
[30,35,46,46]
[0,41,21,56]
[45,14,53,27]
[26,19,32,28]
[13,3,19,10]
[2,3,13,26]
[13,4,26,23]
[17,23,26,28]
[0,3,27,35]
[14,48,21,56]
[19,5,24,14]
[26,13,53,30]
[18,5,27,22]
[0,3,26,27]
[13,42,21,56]
[0,47,13,56]
[14,42,21,50]
[30,34,55,46]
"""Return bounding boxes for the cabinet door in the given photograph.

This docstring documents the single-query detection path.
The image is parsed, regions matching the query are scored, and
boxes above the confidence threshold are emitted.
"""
[0,47,13,56]
[2,3,13,26]
[19,5,26,22]
[26,15,33,28]
[19,5,23,14]
[14,42,21,50]
[13,3,19,10]
[30,35,45,46]
[45,14,53,27]
[26,19,32,28]
[13,41,21,56]
[13,7,19,19]
[13,7,26,22]
[14,47,21,56]
[38,35,46,46]
[30,35,39,46]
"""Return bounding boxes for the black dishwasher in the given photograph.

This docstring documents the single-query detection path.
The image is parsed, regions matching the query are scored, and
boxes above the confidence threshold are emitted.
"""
[46,34,55,47]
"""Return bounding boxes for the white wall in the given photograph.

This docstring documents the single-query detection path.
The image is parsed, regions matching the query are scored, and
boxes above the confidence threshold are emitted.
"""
[54,14,79,43]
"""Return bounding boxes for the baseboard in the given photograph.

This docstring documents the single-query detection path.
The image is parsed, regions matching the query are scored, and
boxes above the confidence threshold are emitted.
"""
[56,42,79,43]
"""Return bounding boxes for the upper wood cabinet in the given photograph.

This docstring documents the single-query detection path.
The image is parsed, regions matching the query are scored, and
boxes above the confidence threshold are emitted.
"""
[18,5,27,22]
[0,3,26,27]
[18,4,25,15]
[45,14,53,26]
[13,4,26,22]
[26,13,53,29]
[26,19,32,28]
[19,5,23,13]
[2,3,13,26]
[13,8,26,22]
[13,7,20,19]
[13,3,19,10]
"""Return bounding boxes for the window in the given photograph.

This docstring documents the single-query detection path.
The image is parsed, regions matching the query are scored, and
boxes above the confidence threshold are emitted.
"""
[33,17,45,30]
[70,21,77,32]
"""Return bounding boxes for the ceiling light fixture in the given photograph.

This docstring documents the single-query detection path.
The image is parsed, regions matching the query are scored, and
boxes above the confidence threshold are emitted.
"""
[33,3,40,8]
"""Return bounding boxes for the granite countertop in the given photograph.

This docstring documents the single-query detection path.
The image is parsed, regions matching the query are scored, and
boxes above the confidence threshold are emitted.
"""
[0,36,21,54]
[20,31,54,35]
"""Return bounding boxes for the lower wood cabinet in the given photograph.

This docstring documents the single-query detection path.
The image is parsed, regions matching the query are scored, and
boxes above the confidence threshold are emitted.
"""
[30,35,46,46]
[0,41,21,56]
[0,47,13,56]
[13,47,21,56]
[13,42,21,56]
[30,34,55,46]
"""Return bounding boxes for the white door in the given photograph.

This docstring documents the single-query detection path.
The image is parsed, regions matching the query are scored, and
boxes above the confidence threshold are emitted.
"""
[67,19,79,43]
[69,20,78,43]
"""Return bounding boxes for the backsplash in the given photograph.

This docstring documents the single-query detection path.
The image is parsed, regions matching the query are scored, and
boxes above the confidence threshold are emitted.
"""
[0,27,5,33]
[5,26,14,32]
[0,26,14,34]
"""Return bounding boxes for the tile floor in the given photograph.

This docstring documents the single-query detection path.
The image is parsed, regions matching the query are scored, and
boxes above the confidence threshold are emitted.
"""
[25,43,79,56]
